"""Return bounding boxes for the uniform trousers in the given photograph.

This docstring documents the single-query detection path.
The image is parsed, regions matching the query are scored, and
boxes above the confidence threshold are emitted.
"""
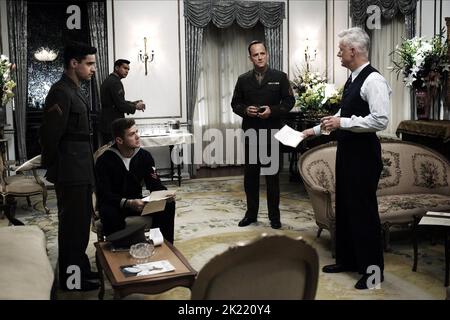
[55,184,93,287]
[244,138,281,222]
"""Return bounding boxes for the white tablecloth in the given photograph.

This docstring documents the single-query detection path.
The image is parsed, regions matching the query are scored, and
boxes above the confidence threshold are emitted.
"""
[139,132,193,148]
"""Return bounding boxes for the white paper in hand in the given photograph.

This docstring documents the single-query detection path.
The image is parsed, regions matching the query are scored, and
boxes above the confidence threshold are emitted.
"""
[141,190,176,215]
[274,125,305,148]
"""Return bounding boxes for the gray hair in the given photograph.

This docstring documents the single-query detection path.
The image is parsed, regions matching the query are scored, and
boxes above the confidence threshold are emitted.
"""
[338,27,370,58]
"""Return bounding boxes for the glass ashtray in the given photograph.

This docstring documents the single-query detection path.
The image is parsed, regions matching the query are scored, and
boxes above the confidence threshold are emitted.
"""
[129,242,155,259]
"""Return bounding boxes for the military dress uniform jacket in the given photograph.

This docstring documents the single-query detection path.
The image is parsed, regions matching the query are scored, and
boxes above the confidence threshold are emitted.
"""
[231,68,295,131]
[40,74,95,186]
[100,73,137,134]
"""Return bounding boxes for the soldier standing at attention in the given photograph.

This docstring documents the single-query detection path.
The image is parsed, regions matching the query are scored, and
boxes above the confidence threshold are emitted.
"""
[40,42,99,291]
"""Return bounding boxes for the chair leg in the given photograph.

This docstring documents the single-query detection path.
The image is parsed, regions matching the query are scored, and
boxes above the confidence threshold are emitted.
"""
[382,223,391,252]
[444,231,449,287]
[42,189,50,214]
[412,216,420,272]
[3,202,24,226]
[316,227,323,238]
[26,196,32,207]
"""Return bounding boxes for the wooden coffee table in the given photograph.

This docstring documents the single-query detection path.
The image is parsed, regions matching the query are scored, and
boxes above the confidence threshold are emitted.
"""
[94,241,197,299]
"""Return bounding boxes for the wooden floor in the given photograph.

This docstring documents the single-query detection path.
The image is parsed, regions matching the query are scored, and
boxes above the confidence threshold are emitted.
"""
[193,166,244,179]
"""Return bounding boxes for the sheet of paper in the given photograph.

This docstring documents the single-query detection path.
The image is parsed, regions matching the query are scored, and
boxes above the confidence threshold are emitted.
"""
[141,199,166,215]
[141,190,176,215]
[142,190,176,202]
[274,125,305,148]
[419,216,450,226]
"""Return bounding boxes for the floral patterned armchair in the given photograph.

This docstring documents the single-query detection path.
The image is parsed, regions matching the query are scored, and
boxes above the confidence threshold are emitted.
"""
[298,140,450,256]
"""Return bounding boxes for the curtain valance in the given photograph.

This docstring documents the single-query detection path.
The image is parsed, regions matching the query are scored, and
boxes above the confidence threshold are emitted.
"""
[351,0,417,26]
[184,0,285,29]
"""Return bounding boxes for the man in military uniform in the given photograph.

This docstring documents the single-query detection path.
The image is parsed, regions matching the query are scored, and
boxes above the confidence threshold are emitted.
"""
[231,40,295,229]
[40,42,99,291]
[100,59,146,145]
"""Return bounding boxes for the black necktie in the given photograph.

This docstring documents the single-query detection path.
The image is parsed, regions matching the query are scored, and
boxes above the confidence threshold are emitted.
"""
[342,76,352,98]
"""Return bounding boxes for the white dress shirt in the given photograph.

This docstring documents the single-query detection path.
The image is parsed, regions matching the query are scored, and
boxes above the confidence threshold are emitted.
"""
[313,62,391,135]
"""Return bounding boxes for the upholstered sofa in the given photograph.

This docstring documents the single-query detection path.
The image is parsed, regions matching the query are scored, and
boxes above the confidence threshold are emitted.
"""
[0,225,54,299]
[298,140,450,255]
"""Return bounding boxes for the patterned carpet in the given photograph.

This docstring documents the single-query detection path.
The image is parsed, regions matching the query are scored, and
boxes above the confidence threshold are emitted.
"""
[5,174,448,300]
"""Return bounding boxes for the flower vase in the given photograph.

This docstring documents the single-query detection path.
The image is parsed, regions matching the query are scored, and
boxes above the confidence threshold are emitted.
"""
[415,89,431,120]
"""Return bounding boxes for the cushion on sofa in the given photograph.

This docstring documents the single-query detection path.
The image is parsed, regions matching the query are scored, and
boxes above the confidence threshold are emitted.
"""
[0,226,54,299]
[330,193,450,224]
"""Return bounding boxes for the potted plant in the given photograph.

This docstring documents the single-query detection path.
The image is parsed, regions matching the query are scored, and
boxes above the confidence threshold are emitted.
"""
[390,31,449,120]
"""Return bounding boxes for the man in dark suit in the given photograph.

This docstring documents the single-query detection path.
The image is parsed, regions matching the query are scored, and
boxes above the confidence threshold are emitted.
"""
[100,59,146,145]
[40,42,99,291]
[231,40,295,229]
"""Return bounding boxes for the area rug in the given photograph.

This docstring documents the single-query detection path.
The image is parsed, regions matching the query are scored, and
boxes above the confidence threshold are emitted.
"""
[7,175,448,300]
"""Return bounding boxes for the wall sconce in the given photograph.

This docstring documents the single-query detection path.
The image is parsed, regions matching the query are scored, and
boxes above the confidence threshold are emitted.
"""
[304,38,317,72]
[34,47,58,62]
[138,37,154,76]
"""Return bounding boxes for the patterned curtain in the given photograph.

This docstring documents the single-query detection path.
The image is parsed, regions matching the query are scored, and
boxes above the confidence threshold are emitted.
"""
[183,0,286,125]
[87,1,108,111]
[265,26,283,72]
[350,0,416,37]
[7,0,27,161]
[185,22,204,130]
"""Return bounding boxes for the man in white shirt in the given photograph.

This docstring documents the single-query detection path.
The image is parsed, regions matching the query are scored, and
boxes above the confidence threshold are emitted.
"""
[303,27,391,290]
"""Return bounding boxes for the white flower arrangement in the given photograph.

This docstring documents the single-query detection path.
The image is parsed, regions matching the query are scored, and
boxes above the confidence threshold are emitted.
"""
[391,31,449,90]
[0,54,16,106]
[291,67,342,117]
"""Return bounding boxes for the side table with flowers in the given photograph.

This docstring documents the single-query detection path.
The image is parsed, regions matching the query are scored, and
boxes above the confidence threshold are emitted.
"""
[291,67,342,122]
[287,67,342,181]
[391,31,449,120]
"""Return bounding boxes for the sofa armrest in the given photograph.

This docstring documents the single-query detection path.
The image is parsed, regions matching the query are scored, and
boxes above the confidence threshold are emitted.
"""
[0,226,54,299]
[304,183,335,226]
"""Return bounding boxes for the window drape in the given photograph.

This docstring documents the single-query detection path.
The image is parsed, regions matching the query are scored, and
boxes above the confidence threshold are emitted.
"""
[351,0,416,34]
[184,0,285,129]
[7,0,27,161]
[370,15,409,136]
[194,23,264,168]
[87,1,108,111]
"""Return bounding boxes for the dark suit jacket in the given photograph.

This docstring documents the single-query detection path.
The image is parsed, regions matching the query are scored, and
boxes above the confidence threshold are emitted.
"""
[99,73,137,134]
[39,74,95,185]
[231,68,295,131]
